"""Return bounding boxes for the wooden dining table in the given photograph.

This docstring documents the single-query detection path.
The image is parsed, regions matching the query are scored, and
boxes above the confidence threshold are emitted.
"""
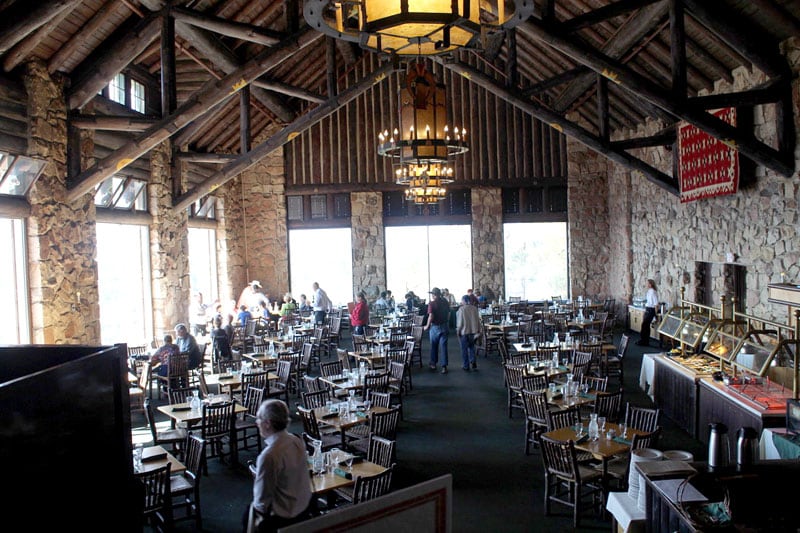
[309,458,387,495]
[205,370,279,392]
[348,350,386,369]
[157,398,247,426]
[135,444,186,474]
[313,404,390,448]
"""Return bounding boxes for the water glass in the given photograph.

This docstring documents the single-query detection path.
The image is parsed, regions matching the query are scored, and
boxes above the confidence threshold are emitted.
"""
[575,423,585,438]
[598,416,607,435]
[133,443,144,472]
[619,423,628,439]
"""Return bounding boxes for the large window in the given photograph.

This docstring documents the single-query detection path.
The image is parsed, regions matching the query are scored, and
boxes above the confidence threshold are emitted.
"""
[0,218,29,343]
[109,73,126,105]
[188,227,219,306]
[503,222,568,301]
[289,228,353,306]
[96,223,153,346]
[386,225,472,303]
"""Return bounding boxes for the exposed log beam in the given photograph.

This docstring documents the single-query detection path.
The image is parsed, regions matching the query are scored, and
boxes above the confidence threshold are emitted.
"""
[67,14,161,109]
[670,0,687,99]
[240,84,251,153]
[66,26,321,202]
[0,195,30,218]
[0,0,74,55]
[505,29,517,89]
[438,59,679,195]
[326,37,337,98]
[139,0,295,123]
[3,0,80,72]
[522,17,795,177]
[173,96,234,147]
[170,6,283,46]
[161,8,177,116]
[0,132,27,153]
[687,79,788,109]
[175,152,238,163]
[522,66,588,96]
[174,60,399,210]
[70,115,159,131]
[596,74,609,141]
[611,130,677,150]
[251,78,326,103]
[682,0,787,78]
[544,1,670,113]
[561,0,664,32]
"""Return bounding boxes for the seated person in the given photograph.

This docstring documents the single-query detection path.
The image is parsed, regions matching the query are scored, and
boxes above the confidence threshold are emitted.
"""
[150,334,179,377]
[175,323,202,370]
[210,316,233,363]
[374,291,389,314]
[237,305,253,326]
[276,293,297,327]
[297,294,312,312]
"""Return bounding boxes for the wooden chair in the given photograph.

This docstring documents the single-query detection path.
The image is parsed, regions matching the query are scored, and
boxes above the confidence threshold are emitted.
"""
[502,363,526,418]
[362,371,390,399]
[155,352,189,400]
[297,406,340,451]
[571,360,592,383]
[239,370,270,403]
[387,360,406,420]
[302,388,332,409]
[521,389,551,455]
[327,315,342,354]
[624,404,660,433]
[603,427,662,491]
[351,334,369,353]
[200,401,235,470]
[235,386,264,452]
[539,434,604,528]
[266,359,291,404]
[332,436,396,504]
[170,433,206,529]
[129,361,152,412]
[351,463,395,504]
[407,325,424,368]
[603,334,628,384]
[366,390,392,409]
[337,348,352,372]
[168,387,195,406]
[580,374,608,393]
[320,360,343,379]
[136,463,173,531]
[347,407,401,454]
[144,398,188,458]
[522,372,548,393]
[592,388,624,423]
[546,405,581,432]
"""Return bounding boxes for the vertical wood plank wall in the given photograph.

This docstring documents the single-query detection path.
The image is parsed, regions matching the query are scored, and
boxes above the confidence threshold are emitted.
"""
[285,55,567,189]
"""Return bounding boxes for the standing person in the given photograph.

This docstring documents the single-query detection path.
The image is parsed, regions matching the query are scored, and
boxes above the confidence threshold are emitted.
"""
[244,399,312,533]
[210,315,233,366]
[443,288,457,307]
[311,282,332,325]
[385,290,395,311]
[191,292,208,336]
[175,323,202,370]
[456,294,483,371]
[350,291,370,335]
[424,287,451,374]
[637,279,659,347]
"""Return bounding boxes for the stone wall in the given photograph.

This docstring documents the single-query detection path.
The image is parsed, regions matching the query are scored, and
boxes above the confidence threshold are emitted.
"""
[351,191,385,300]
[214,177,246,314]
[470,187,504,299]
[24,59,100,344]
[566,132,611,299]
[611,36,800,323]
[237,125,289,304]
[149,141,189,337]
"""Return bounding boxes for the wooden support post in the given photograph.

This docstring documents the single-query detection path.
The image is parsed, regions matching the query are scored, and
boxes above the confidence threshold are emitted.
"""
[670,0,687,100]
[240,84,251,153]
[505,29,517,90]
[596,73,609,142]
[327,37,337,98]
[161,8,177,117]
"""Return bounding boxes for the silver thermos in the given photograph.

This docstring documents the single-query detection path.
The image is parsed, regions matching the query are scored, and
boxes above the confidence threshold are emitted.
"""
[735,426,759,468]
[708,422,730,469]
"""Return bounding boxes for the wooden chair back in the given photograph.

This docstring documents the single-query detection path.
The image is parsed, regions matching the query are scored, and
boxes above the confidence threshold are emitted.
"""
[368,407,400,440]
[546,405,581,431]
[352,464,395,504]
[302,389,331,409]
[580,375,608,392]
[363,371,390,397]
[136,463,172,527]
[367,436,396,469]
[624,404,660,433]
[320,360,343,378]
[593,389,624,423]
[337,348,352,371]
[201,401,235,441]
[169,387,194,405]
[366,390,391,408]
[522,372,548,392]
[297,406,322,440]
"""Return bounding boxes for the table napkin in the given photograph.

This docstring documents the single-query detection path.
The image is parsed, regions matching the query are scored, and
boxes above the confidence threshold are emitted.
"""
[334,468,352,480]
[612,436,632,445]
[578,392,596,400]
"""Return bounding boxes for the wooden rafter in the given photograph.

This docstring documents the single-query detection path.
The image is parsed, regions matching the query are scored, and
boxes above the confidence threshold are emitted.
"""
[170,6,284,46]
[0,0,75,55]
[66,26,321,202]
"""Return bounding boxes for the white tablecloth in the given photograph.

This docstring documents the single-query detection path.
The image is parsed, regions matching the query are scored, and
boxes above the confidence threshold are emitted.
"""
[760,427,800,459]
[638,352,658,401]
[606,491,646,533]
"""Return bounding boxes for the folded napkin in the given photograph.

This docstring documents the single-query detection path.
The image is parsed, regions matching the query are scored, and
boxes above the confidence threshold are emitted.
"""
[333,468,352,480]
[218,374,234,379]
[355,411,367,418]
[578,392,596,400]
[172,406,191,412]
[612,436,632,445]
[142,451,167,462]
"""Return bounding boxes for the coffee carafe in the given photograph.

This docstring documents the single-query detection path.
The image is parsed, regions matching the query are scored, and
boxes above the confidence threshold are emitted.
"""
[735,426,759,468]
[708,422,730,469]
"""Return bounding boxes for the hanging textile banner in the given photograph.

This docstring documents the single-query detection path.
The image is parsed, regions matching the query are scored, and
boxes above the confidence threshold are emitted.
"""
[678,107,739,203]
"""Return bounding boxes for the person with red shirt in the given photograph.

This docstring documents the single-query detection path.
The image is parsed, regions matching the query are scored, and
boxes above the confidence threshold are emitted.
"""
[350,291,370,336]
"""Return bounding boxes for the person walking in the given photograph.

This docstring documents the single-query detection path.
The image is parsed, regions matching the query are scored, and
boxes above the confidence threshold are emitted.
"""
[637,279,659,346]
[350,291,370,336]
[424,287,451,374]
[456,294,483,371]
[311,282,332,325]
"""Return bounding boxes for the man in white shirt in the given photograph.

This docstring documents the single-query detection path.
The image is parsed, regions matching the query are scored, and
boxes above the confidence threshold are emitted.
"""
[248,399,312,532]
[311,282,332,325]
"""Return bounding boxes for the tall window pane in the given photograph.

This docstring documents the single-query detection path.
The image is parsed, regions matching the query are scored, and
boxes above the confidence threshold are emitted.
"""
[96,223,153,345]
[289,228,353,307]
[503,222,568,300]
[131,79,145,113]
[0,218,29,343]
[188,227,218,306]
[109,73,126,105]
[386,225,472,302]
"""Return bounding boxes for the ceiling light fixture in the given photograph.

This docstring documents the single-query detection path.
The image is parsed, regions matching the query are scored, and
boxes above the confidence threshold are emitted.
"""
[304,0,535,56]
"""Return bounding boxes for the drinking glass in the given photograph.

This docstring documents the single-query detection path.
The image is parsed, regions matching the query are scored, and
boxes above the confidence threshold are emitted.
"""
[598,416,607,436]
[133,443,144,472]
[575,423,585,439]
[581,382,590,395]
[345,453,354,472]
[619,423,628,439]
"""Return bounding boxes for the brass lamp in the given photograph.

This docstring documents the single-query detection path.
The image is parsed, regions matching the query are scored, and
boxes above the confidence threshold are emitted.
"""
[304,0,534,56]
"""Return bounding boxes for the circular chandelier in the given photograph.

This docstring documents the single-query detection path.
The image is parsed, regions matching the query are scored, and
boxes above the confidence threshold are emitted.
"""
[304,0,535,56]
[377,62,468,205]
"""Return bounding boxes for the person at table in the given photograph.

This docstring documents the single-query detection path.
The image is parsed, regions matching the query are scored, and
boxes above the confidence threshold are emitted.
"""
[245,399,312,533]
[385,290,395,311]
[475,290,488,308]
[311,281,332,325]
[238,280,267,312]
[374,291,390,315]
[636,279,659,347]
[297,294,312,313]
[150,334,180,377]
[175,323,202,370]
[275,292,297,328]
[456,294,483,372]
[351,291,370,336]
[424,287,451,374]
[237,305,253,326]
[210,315,233,364]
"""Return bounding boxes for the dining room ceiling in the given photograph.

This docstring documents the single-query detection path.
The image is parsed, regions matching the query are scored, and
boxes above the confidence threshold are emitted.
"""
[0,0,797,205]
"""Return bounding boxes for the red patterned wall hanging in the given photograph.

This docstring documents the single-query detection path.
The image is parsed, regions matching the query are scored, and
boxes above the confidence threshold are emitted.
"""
[678,107,739,203]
